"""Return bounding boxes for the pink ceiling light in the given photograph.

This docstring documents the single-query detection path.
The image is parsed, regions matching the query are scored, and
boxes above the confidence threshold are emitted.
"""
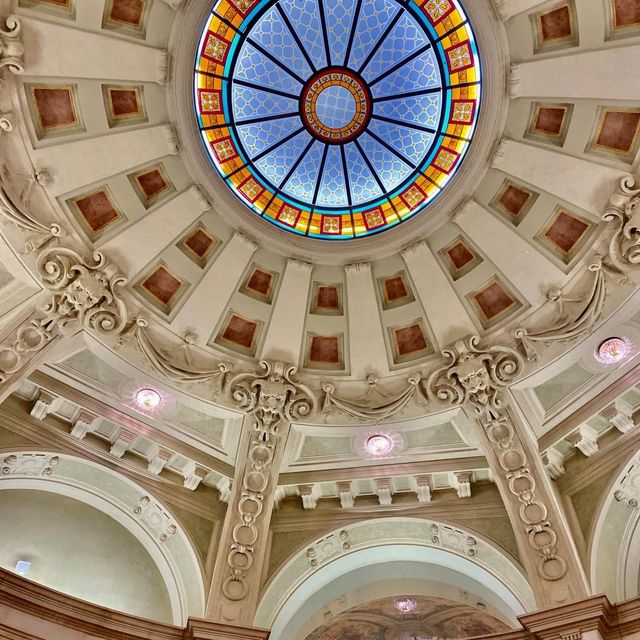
[366,434,394,456]
[394,597,417,613]
[596,337,631,364]
[134,387,163,411]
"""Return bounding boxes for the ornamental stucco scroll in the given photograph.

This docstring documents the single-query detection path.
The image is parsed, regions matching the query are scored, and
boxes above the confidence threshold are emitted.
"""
[0,245,127,381]
[603,174,640,271]
[426,336,571,588]
[221,360,316,602]
[321,374,422,423]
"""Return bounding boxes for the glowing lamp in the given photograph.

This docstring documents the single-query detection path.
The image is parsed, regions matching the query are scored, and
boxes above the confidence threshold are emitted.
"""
[394,597,416,613]
[134,388,162,411]
[596,337,631,364]
[366,434,393,456]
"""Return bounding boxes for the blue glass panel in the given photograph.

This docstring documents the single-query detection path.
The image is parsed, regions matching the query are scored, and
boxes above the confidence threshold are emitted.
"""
[280,0,325,70]
[367,118,434,165]
[373,93,442,129]
[282,140,324,202]
[234,42,303,95]
[317,145,348,207]
[249,6,312,80]
[357,132,413,193]
[344,142,383,205]
[348,0,399,71]
[315,86,356,129]
[232,83,299,122]
[363,12,429,83]
[370,48,441,99]
[236,115,303,157]
[323,0,358,67]
[254,130,312,187]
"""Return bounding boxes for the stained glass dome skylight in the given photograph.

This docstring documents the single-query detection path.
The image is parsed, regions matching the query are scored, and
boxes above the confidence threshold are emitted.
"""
[194,0,481,240]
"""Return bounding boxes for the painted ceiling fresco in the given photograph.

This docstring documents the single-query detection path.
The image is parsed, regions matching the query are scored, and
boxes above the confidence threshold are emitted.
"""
[194,0,481,239]
[303,595,509,640]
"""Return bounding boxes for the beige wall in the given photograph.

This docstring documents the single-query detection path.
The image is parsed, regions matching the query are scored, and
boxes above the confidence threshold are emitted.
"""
[0,489,172,622]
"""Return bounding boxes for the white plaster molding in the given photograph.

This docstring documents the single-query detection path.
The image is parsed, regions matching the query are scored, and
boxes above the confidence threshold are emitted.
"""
[158,0,185,8]
[0,16,24,75]
[375,477,393,506]
[542,448,566,481]
[133,495,177,542]
[306,530,350,569]
[156,49,168,84]
[567,425,599,457]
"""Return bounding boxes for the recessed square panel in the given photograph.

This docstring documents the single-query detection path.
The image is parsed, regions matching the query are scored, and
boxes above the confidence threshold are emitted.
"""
[136,263,187,315]
[390,320,431,364]
[537,208,593,263]
[310,282,343,315]
[532,2,578,52]
[441,236,482,280]
[103,0,150,37]
[588,107,640,159]
[240,264,277,303]
[378,272,414,309]
[469,278,521,328]
[305,333,344,370]
[128,163,175,208]
[26,83,84,139]
[490,179,539,225]
[18,0,75,18]
[102,85,147,128]
[216,311,261,355]
[67,187,124,239]
[176,224,219,267]
[526,103,573,146]
[608,0,640,38]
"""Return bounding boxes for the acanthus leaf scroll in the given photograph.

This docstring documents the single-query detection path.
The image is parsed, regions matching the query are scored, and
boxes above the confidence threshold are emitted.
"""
[603,174,640,271]
[0,245,127,381]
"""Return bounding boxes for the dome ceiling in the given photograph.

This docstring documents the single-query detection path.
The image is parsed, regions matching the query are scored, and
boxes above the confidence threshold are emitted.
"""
[194,0,481,239]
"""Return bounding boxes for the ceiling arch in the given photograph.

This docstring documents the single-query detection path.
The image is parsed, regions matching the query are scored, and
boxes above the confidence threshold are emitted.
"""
[0,450,205,625]
[256,516,534,637]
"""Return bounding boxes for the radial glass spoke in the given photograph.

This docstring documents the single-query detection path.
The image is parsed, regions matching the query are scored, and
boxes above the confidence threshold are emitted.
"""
[357,131,413,193]
[322,0,358,67]
[370,48,440,98]
[373,93,443,129]
[317,145,349,207]
[254,130,313,187]
[362,12,430,83]
[367,118,435,166]
[279,0,326,71]
[344,142,383,205]
[234,42,303,95]
[248,6,313,80]
[232,83,299,122]
[347,0,398,71]
[281,140,325,202]
[237,115,303,157]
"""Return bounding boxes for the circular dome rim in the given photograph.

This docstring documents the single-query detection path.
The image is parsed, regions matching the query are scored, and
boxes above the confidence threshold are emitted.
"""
[170,0,510,264]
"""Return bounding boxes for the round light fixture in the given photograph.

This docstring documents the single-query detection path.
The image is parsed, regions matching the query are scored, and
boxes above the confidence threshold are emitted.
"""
[394,597,417,614]
[596,337,631,364]
[134,388,163,411]
[366,434,394,457]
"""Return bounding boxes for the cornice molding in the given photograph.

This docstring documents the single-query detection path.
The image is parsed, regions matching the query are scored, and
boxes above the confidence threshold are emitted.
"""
[0,570,269,640]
